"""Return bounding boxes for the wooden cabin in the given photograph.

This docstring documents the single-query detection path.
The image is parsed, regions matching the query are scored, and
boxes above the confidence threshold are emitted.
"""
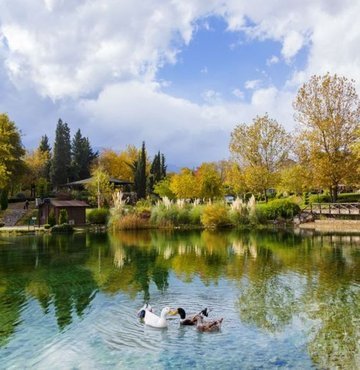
[38,199,89,226]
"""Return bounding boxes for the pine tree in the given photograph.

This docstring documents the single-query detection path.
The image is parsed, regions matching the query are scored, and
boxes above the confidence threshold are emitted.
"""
[134,142,147,199]
[38,135,52,181]
[71,129,98,181]
[51,119,72,187]
[39,135,51,153]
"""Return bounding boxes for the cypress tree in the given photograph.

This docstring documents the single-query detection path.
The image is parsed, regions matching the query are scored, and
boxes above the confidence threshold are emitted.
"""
[134,142,147,199]
[148,151,167,194]
[51,119,72,187]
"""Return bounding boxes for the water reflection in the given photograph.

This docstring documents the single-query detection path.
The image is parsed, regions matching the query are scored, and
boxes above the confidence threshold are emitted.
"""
[0,230,359,368]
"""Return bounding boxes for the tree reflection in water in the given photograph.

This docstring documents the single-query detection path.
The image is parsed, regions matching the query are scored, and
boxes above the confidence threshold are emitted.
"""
[0,230,359,368]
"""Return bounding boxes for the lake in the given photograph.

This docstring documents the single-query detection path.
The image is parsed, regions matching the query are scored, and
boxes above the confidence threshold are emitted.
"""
[0,229,359,369]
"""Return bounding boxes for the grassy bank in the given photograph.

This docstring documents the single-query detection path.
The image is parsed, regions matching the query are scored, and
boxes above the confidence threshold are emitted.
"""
[107,196,301,231]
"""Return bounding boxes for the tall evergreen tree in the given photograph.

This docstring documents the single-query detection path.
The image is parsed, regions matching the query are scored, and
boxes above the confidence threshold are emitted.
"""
[39,135,51,153]
[38,134,52,181]
[133,142,147,199]
[51,119,71,187]
[148,151,167,194]
[71,129,98,181]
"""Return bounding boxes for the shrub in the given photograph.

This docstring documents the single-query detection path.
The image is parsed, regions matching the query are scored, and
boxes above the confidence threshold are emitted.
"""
[112,213,149,230]
[15,192,26,200]
[59,209,68,224]
[229,197,250,226]
[48,210,56,227]
[87,208,109,224]
[189,205,204,225]
[43,224,51,229]
[309,192,360,204]
[135,199,152,214]
[51,224,74,233]
[0,190,8,210]
[201,203,230,229]
[257,199,300,221]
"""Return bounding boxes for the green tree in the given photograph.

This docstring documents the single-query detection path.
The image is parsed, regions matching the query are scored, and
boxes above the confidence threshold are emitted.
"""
[86,167,113,208]
[229,114,291,202]
[133,142,147,199]
[59,209,69,224]
[51,119,72,187]
[153,177,176,199]
[71,129,98,181]
[0,113,25,192]
[148,151,167,194]
[38,135,52,181]
[293,73,360,201]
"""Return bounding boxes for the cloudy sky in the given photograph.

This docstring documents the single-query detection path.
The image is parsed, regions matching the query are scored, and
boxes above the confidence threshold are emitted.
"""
[1,0,360,167]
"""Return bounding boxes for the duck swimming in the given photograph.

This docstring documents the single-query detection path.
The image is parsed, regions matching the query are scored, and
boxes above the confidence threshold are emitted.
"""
[196,316,223,332]
[138,306,174,328]
[137,303,153,318]
[171,307,210,325]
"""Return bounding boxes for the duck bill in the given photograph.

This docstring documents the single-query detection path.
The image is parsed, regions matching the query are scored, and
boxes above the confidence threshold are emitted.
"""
[168,309,178,316]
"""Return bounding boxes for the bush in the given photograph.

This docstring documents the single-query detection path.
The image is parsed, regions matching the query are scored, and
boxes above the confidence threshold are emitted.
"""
[112,213,149,230]
[309,192,360,204]
[59,209,68,224]
[201,203,230,229]
[48,210,56,227]
[189,205,204,225]
[257,199,300,221]
[0,190,8,211]
[87,208,109,224]
[43,224,51,229]
[51,223,74,233]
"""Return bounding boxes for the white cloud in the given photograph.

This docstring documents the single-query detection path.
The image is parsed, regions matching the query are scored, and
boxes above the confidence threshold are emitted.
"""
[266,55,279,66]
[201,89,222,103]
[232,88,244,99]
[1,0,360,166]
[281,31,304,61]
[245,79,261,90]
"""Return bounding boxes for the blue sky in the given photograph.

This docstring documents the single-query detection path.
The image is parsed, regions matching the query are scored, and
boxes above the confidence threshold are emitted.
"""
[0,1,359,167]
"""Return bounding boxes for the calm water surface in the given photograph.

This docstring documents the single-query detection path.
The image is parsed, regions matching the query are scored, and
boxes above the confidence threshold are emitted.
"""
[0,229,359,369]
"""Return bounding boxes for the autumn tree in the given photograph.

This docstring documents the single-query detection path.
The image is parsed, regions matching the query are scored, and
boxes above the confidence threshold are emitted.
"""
[23,149,50,196]
[0,113,25,192]
[293,73,360,201]
[196,162,223,199]
[229,114,291,201]
[51,119,71,187]
[98,145,138,181]
[170,168,200,199]
[222,161,247,196]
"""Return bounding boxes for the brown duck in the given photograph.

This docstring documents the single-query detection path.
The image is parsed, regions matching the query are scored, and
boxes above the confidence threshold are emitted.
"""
[196,316,223,332]
[171,307,210,325]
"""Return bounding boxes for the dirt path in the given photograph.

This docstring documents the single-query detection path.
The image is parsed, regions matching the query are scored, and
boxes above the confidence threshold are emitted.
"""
[1,202,33,226]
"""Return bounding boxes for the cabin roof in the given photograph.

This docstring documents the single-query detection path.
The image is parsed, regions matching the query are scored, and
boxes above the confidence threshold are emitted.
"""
[50,199,89,207]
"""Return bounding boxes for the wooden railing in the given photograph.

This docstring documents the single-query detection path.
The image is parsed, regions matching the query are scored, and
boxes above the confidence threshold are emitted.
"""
[303,203,360,215]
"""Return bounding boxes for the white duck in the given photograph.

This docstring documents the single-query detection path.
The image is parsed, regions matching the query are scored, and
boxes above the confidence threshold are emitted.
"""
[139,306,174,328]
[137,303,153,317]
